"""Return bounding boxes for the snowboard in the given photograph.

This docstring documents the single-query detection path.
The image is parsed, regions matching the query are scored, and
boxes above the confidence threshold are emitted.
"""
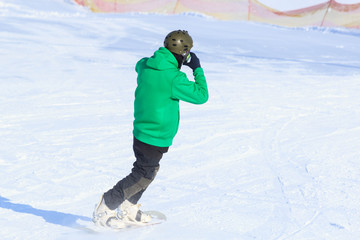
[77,210,166,234]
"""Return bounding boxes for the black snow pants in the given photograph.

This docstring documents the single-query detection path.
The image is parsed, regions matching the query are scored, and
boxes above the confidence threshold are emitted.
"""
[103,137,169,210]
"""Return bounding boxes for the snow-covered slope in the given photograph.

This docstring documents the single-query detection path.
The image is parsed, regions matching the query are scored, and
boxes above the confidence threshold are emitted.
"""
[1,1,360,239]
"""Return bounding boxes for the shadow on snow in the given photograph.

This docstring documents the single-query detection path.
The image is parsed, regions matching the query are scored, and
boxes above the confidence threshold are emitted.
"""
[0,195,91,228]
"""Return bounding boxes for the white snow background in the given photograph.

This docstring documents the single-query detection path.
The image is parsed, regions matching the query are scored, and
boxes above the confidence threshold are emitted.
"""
[1,0,360,239]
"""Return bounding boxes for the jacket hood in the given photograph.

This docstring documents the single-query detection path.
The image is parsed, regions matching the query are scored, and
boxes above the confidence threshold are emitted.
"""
[146,47,178,70]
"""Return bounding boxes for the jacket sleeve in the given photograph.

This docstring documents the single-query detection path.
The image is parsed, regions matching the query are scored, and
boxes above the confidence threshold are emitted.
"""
[171,68,209,104]
[135,58,148,73]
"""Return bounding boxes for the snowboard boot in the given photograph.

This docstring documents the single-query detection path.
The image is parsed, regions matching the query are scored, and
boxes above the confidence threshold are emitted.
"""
[119,200,152,223]
[93,195,126,229]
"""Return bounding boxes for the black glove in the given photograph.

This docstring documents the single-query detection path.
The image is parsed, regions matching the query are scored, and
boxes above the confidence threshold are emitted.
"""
[184,52,201,70]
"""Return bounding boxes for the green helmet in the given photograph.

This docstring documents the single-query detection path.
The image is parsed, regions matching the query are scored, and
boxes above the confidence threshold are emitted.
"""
[164,30,193,57]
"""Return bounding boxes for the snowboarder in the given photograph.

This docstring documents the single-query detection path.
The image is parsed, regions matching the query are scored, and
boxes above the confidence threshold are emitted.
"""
[93,30,209,228]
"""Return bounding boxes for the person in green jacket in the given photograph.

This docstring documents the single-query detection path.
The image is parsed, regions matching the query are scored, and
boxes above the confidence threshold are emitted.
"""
[93,30,208,228]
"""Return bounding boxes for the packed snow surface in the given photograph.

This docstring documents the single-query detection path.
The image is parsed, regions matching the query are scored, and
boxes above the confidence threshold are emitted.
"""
[1,0,360,239]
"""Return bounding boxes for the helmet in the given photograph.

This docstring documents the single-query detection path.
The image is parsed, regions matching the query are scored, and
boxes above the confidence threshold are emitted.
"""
[164,30,193,57]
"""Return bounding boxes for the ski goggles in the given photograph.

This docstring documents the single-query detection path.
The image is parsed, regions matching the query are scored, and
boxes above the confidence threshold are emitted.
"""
[182,51,191,63]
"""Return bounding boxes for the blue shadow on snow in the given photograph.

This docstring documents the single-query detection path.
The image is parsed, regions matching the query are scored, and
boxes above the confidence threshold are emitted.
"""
[0,195,91,228]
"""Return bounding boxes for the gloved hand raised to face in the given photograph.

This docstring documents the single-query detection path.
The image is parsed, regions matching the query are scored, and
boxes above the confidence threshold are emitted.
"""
[184,52,201,70]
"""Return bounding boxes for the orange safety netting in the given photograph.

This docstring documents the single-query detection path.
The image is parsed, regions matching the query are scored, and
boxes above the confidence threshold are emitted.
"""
[74,0,360,28]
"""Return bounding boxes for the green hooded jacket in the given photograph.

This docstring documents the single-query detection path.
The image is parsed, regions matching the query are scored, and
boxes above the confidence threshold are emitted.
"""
[133,47,209,147]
